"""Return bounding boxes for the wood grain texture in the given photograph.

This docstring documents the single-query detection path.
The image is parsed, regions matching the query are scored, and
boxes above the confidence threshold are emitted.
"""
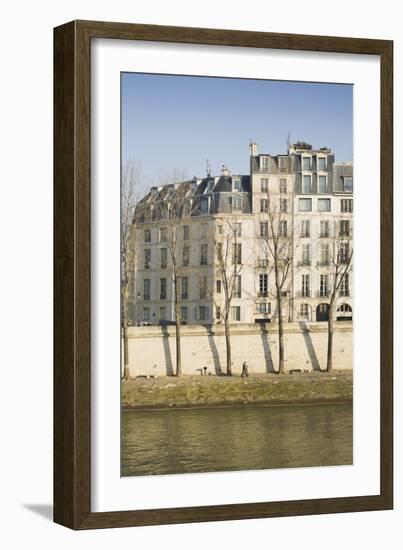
[53,20,393,530]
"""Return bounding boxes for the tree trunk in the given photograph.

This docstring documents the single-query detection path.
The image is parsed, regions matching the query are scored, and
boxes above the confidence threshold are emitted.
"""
[277,291,285,374]
[224,317,232,376]
[326,311,334,372]
[174,276,182,377]
[123,322,130,380]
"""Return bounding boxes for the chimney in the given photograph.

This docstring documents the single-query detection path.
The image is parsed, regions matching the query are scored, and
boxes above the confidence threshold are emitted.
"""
[249,141,258,157]
[221,164,230,176]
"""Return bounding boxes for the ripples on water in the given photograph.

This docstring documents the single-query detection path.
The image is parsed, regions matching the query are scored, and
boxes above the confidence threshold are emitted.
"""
[121,403,353,476]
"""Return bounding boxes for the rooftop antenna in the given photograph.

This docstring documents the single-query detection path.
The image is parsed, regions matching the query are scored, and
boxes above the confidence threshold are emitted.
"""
[206,158,212,177]
[286,131,291,150]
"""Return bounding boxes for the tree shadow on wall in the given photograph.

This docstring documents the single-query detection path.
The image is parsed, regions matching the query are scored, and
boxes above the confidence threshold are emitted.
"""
[298,321,321,371]
[161,325,175,376]
[258,322,276,373]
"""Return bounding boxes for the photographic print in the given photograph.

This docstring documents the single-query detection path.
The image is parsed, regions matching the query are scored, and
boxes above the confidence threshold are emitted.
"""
[120,72,354,477]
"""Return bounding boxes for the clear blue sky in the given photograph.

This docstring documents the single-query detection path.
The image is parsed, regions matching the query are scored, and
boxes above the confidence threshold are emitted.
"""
[122,72,352,186]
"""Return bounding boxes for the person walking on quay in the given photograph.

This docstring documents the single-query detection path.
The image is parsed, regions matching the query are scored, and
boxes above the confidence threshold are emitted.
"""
[241,361,249,378]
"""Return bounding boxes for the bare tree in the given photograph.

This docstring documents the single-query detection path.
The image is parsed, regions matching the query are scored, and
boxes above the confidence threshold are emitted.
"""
[324,220,353,372]
[156,178,191,377]
[213,220,243,376]
[261,189,295,374]
[121,159,145,379]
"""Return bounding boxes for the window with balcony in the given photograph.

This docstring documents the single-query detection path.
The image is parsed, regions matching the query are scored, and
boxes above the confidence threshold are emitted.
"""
[160,248,168,268]
[181,307,188,323]
[301,220,310,237]
[260,198,268,213]
[340,242,350,264]
[159,227,167,242]
[319,243,329,266]
[183,225,189,240]
[301,244,311,266]
[199,276,207,299]
[340,220,350,237]
[320,220,330,238]
[302,157,312,170]
[144,248,151,269]
[280,198,287,213]
[301,274,310,297]
[259,274,268,296]
[181,277,188,299]
[230,306,241,321]
[216,280,222,294]
[143,279,150,301]
[260,221,268,237]
[261,178,268,192]
[234,275,242,298]
[200,244,208,265]
[182,245,190,266]
[279,220,288,237]
[280,179,287,193]
[339,273,350,296]
[144,229,151,243]
[160,278,167,300]
[232,243,242,265]
[320,274,329,297]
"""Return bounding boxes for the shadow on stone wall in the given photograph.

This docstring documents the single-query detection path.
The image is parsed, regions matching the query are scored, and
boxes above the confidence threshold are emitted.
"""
[161,325,174,376]
[205,325,223,375]
[258,323,275,373]
[299,321,321,371]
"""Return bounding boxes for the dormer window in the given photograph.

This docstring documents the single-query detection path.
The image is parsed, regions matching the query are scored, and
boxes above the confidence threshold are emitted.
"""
[231,196,242,212]
[233,177,241,191]
[200,197,209,214]
[260,156,269,172]
[343,176,353,192]
[317,157,326,171]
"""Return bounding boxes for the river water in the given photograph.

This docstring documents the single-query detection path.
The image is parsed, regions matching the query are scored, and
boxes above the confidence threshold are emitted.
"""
[121,402,352,476]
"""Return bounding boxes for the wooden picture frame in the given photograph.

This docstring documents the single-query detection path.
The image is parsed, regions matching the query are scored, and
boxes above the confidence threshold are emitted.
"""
[54,20,393,529]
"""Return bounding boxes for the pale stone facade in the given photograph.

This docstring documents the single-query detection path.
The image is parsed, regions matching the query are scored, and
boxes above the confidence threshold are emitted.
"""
[130,142,353,328]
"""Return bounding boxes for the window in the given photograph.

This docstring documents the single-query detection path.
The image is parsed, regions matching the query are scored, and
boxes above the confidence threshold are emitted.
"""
[143,279,150,301]
[143,307,150,322]
[301,274,310,297]
[181,277,188,299]
[201,222,207,238]
[340,220,350,237]
[301,244,311,266]
[300,303,309,319]
[182,245,190,266]
[216,306,221,320]
[318,175,327,193]
[279,220,288,237]
[300,220,310,237]
[320,274,329,297]
[200,197,209,214]
[341,199,353,213]
[280,179,287,193]
[302,156,311,170]
[232,196,242,211]
[278,157,287,171]
[320,220,330,238]
[299,198,312,211]
[181,307,188,323]
[257,302,271,314]
[144,248,151,269]
[340,242,350,264]
[259,274,268,295]
[159,307,166,321]
[280,198,287,213]
[343,177,353,192]
[160,278,167,300]
[339,273,349,296]
[261,178,268,192]
[234,223,242,237]
[231,306,241,321]
[261,156,269,172]
[260,221,268,237]
[216,280,222,294]
[217,224,223,235]
[317,157,326,171]
[183,225,189,240]
[233,177,241,191]
[217,242,223,262]
[260,198,268,213]
[234,275,242,298]
[199,306,208,321]
[199,276,207,299]
[200,244,208,265]
[159,227,167,242]
[144,229,151,243]
[258,258,269,268]
[160,248,168,268]
[319,243,329,265]
[302,174,312,193]
[232,243,242,264]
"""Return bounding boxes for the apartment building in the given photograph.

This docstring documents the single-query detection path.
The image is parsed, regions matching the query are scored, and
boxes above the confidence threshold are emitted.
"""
[130,142,353,326]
